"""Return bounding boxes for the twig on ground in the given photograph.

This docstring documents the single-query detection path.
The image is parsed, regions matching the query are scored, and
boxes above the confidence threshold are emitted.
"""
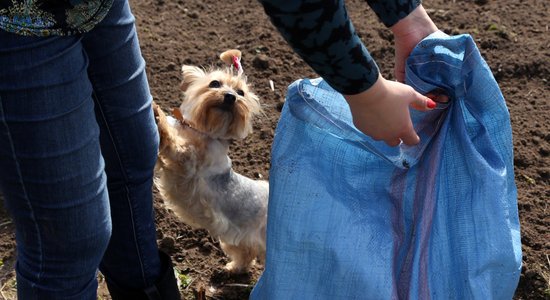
[0,278,15,300]
[208,236,222,252]
[223,283,253,288]
[184,278,195,291]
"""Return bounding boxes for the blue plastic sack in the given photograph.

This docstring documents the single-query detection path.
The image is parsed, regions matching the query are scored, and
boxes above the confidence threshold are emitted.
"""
[251,31,521,299]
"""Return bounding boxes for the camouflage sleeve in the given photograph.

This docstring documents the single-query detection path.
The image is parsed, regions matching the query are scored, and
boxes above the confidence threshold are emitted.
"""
[366,0,422,27]
[258,0,421,95]
[258,0,380,95]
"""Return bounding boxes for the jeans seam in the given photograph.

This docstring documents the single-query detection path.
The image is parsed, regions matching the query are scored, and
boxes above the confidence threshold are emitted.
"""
[0,96,44,288]
[92,91,148,286]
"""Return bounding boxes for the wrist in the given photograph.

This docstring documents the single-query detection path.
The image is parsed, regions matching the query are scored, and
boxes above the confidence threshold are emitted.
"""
[344,74,387,108]
[391,5,438,39]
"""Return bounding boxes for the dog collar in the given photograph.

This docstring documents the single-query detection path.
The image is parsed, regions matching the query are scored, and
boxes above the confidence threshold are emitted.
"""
[171,108,233,144]
[171,108,204,135]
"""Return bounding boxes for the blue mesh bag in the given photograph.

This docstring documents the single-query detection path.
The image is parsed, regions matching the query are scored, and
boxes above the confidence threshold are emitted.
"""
[251,32,521,299]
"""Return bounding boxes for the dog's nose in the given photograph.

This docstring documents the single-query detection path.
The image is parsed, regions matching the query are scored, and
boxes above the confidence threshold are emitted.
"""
[223,93,236,105]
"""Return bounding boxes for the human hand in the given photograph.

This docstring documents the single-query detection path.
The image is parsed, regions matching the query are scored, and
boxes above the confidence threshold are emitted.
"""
[391,5,438,82]
[343,74,437,147]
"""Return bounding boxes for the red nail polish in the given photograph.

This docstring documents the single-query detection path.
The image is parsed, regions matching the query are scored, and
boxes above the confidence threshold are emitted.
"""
[427,99,437,109]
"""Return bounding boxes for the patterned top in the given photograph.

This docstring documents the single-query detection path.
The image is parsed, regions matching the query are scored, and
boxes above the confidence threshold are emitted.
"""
[0,0,113,36]
[259,0,421,94]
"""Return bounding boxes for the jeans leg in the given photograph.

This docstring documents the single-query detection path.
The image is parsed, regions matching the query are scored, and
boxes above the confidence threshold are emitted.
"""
[0,31,111,300]
[81,0,163,290]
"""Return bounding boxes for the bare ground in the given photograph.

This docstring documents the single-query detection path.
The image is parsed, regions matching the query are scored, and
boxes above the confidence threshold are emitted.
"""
[1,0,549,299]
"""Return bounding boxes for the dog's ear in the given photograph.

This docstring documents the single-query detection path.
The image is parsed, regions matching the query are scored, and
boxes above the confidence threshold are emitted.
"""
[180,66,205,92]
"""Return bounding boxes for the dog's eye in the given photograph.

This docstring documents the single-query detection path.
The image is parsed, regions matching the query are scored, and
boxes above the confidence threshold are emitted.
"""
[209,80,221,88]
[236,89,245,96]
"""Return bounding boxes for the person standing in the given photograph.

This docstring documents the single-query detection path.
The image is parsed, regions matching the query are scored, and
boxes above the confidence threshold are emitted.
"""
[0,0,180,298]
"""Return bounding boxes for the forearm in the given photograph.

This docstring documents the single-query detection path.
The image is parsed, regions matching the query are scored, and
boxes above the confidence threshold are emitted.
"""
[366,0,422,27]
[259,0,380,95]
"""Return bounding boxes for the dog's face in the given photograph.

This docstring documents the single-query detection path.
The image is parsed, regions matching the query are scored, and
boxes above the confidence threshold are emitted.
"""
[178,66,260,140]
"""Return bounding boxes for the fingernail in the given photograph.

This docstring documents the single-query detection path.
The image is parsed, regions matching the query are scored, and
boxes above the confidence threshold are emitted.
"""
[427,99,437,109]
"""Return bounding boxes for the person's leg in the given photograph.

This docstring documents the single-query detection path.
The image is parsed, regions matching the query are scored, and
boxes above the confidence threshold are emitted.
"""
[81,0,179,298]
[0,31,111,300]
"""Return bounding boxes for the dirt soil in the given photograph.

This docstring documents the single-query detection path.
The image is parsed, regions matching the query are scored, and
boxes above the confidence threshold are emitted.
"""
[0,0,549,299]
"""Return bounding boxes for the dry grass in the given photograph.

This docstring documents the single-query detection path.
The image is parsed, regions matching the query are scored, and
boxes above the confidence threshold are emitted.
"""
[0,257,17,300]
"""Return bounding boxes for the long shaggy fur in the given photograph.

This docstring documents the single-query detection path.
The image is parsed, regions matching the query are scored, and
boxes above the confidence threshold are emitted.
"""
[153,52,268,272]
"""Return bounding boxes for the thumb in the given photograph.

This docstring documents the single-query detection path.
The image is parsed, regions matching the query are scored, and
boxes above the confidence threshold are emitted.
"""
[409,92,437,111]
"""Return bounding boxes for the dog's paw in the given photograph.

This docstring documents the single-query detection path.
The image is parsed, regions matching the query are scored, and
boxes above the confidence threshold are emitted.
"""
[152,102,171,151]
[152,101,167,124]
[223,261,248,274]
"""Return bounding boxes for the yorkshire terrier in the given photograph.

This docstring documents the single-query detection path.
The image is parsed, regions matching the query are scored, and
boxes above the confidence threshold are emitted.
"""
[153,50,268,273]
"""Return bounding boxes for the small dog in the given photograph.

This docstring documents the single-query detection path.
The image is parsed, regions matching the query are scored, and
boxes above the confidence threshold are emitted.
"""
[153,49,268,273]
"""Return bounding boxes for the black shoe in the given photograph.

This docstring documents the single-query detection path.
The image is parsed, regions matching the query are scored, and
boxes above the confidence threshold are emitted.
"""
[107,251,181,300]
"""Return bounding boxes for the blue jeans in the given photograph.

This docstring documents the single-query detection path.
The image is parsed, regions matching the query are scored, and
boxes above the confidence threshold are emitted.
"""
[0,1,162,299]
